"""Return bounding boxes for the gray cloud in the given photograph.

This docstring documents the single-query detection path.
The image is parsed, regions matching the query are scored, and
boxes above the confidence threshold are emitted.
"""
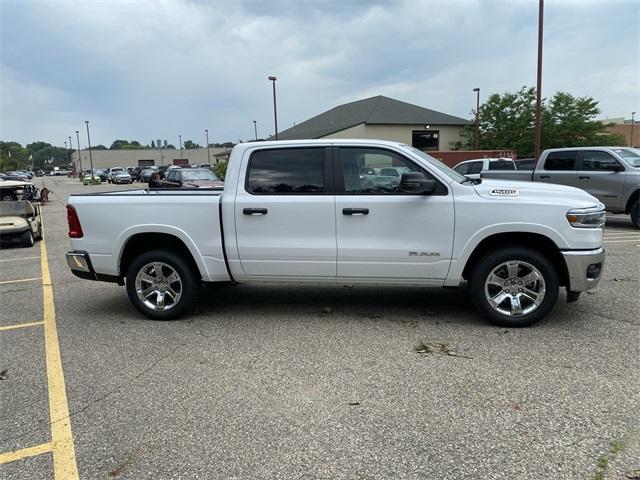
[1,0,638,147]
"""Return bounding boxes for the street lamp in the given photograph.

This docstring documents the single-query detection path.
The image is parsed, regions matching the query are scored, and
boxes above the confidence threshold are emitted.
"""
[75,130,82,178]
[253,120,258,141]
[473,87,480,150]
[268,76,278,140]
[68,136,74,176]
[85,120,95,183]
[179,134,183,159]
[205,129,211,165]
[534,0,544,162]
[631,112,636,147]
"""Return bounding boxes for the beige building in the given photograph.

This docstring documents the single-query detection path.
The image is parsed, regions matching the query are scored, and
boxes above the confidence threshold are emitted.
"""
[70,147,228,172]
[276,95,470,151]
[601,117,638,148]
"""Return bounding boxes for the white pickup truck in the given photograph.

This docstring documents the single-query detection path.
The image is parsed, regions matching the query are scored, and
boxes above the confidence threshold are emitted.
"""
[66,140,606,327]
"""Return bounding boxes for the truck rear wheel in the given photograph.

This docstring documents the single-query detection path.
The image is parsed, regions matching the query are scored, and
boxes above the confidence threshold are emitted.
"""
[630,199,640,229]
[469,247,558,327]
[125,250,198,320]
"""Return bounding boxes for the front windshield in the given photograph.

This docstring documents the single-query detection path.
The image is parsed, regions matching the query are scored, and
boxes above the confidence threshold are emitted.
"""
[611,148,640,167]
[181,169,218,181]
[404,146,467,183]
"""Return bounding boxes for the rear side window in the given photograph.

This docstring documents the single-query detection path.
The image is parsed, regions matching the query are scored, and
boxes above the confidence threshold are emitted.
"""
[544,151,577,171]
[489,160,515,170]
[465,161,483,175]
[246,148,325,194]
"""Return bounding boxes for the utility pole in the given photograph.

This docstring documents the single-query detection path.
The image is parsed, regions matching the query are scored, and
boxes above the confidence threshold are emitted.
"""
[534,0,544,162]
[205,129,211,164]
[76,130,82,178]
[85,121,95,183]
[268,76,278,140]
[253,120,258,141]
[473,87,480,150]
[179,134,183,159]
[631,112,636,147]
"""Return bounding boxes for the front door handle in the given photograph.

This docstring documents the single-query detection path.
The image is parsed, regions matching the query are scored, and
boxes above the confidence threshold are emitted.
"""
[539,175,551,179]
[578,176,590,180]
[343,208,369,215]
[243,208,268,215]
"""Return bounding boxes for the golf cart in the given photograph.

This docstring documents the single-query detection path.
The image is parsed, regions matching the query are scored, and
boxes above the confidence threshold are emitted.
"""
[0,200,42,248]
[0,178,39,202]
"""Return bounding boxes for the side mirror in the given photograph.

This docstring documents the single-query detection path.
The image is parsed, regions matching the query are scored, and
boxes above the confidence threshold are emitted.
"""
[400,172,437,194]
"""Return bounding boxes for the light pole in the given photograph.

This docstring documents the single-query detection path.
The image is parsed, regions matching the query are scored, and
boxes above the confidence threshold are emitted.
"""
[253,120,258,141]
[179,134,183,159]
[268,76,278,140]
[205,129,211,165]
[534,0,544,162]
[473,87,480,150]
[76,130,82,178]
[85,120,95,183]
[68,136,74,176]
[631,112,636,147]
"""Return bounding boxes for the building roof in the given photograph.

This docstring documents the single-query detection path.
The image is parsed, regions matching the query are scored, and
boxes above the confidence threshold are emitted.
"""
[276,95,470,140]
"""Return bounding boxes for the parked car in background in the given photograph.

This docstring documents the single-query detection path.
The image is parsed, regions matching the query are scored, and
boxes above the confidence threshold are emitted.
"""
[107,167,132,184]
[0,200,42,247]
[139,168,156,183]
[1,171,30,182]
[453,158,517,179]
[127,167,139,181]
[157,165,170,179]
[163,168,224,189]
[83,172,102,185]
[481,147,640,228]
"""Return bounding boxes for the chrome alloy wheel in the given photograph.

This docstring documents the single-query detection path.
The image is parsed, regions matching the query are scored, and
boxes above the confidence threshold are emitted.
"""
[484,260,546,317]
[135,262,182,311]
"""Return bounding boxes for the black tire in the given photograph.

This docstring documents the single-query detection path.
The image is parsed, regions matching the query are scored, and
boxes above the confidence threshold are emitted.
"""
[125,249,198,320]
[1,193,18,201]
[469,247,559,328]
[34,225,43,241]
[630,198,640,229]
[21,229,34,248]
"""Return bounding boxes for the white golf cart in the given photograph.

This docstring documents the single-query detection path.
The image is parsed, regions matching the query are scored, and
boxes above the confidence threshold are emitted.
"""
[0,200,43,248]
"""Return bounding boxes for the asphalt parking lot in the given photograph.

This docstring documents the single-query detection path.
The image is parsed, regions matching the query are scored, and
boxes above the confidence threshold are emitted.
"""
[1,176,639,480]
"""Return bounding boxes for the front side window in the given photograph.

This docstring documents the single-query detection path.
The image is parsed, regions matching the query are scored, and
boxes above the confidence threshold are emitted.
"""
[246,148,325,194]
[544,151,577,171]
[581,151,621,171]
[465,161,484,175]
[340,147,441,194]
[453,163,469,175]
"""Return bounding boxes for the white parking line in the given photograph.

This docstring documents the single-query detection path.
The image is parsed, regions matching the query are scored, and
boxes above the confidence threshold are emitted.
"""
[0,256,41,263]
[604,239,640,243]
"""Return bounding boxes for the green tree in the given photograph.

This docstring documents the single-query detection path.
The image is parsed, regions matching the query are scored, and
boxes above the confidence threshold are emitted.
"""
[183,140,201,149]
[461,87,624,157]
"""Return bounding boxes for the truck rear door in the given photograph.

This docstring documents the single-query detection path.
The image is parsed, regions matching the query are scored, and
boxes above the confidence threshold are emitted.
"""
[234,146,336,277]
[534,150,578,187]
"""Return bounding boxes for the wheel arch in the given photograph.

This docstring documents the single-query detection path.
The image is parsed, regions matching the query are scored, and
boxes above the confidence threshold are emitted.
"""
[461,232,569,287]
[118,231,203,280]
[624,188,640,214]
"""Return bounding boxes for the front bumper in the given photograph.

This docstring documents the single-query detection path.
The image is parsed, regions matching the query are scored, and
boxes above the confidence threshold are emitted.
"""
[66,251,122,284]
[561,247,605,292]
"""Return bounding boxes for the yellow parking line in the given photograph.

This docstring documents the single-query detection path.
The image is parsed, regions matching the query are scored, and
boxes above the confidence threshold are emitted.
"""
[40,230,79,479]
[0,277,41,285]
[0,321,44,332]
[0,256,40,263]
[0,442,52,465]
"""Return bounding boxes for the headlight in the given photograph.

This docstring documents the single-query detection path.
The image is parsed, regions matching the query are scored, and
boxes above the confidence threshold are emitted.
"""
[566,204,606,228]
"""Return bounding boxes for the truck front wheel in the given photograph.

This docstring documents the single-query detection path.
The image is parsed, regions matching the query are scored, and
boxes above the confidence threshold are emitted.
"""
[469,248,559,327]
[125,250,198,320]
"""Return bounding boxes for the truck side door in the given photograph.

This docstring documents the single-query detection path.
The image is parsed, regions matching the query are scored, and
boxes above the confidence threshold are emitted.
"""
[576,150,626,210]
[234,146,336,277]
[534,151,578,186]
[334,147,454,281]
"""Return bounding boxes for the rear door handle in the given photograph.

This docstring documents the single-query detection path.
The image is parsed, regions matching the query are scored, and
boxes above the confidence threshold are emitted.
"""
[243,208,268,215]
[578,176,590,180]
[539,175,550,179]
[343,208,369,215]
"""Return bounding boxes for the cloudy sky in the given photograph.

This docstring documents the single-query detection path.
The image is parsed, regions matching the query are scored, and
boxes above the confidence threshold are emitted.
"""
[1,0,638,147]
